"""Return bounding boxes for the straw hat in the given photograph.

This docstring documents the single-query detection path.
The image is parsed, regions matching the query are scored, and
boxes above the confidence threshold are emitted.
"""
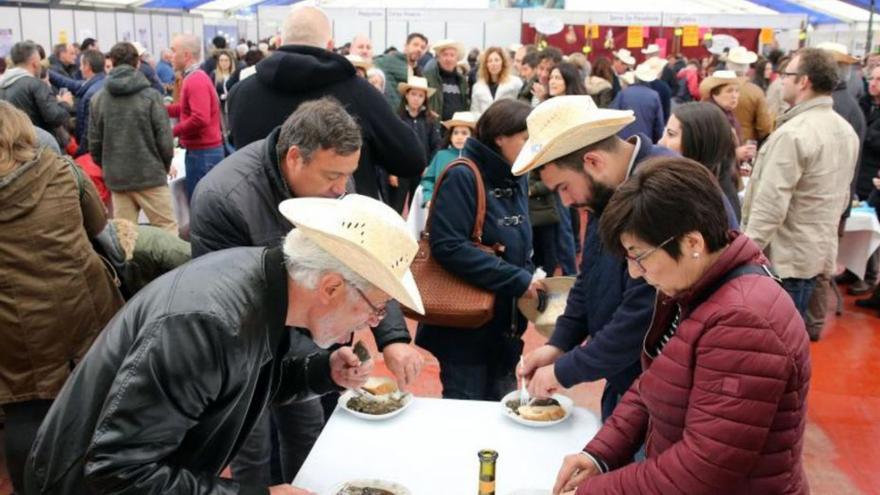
[397,76,437,97]
[346,54,373,71]
[511,95,635,176]
[613,48,636,66]
[726,46,757,65]
[642,44,660,56]
[816,41,859,65]
[278,194,424,315]
[699,69,740,101]
[634,62,659,83]
[620,71,636,86]
[432,39,466,61]
[517,277,576,338]
[442,111,478,130]
[130,41,147,57]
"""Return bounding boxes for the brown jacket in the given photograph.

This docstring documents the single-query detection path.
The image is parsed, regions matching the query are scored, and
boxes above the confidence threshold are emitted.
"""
[733,78,775,142]
[0,147,123,404]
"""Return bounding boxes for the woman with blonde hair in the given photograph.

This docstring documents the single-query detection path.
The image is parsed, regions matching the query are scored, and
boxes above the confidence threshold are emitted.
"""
[470,46,523,115]
[0,101,123,494]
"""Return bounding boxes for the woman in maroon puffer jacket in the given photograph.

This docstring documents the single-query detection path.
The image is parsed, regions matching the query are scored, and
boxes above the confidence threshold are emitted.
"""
[553,156,811,495]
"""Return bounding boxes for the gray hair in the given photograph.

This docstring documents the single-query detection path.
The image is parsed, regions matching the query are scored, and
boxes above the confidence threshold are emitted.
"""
[726,61,748,76]
[281,5,332,47]
[367,67,385,84]
[10,41,39,66]
[275,97,362,164]
[283,229,373,292]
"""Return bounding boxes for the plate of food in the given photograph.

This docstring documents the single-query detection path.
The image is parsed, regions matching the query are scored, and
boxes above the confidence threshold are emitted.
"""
[329,479,411,495]
[339,376,413,421]
[501,390,573,427]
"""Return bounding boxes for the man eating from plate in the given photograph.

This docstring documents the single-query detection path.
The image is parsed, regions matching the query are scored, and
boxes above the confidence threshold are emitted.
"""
[24,194,424,495]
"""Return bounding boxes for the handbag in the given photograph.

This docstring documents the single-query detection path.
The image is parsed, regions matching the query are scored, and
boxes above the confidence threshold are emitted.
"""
[401,158,504,328]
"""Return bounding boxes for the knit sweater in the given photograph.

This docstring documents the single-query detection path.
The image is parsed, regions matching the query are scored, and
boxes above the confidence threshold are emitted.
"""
[167,69,222,150]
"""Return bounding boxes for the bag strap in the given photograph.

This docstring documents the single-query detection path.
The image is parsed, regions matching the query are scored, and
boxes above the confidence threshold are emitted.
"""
[695,263,781,307]
[423,157,487,243]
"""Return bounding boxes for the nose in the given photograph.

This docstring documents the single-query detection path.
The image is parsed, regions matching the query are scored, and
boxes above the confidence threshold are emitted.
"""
[330,178,348,197]
[559,191,574,207]
[626,260,642,279]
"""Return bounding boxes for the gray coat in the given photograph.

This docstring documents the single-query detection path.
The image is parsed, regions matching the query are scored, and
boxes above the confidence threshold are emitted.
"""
[89,65,173,192]
[0,67,71,132]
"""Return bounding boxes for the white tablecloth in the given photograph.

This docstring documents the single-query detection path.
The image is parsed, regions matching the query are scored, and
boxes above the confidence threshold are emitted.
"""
[292,397,601,495]
[838,208,880,280]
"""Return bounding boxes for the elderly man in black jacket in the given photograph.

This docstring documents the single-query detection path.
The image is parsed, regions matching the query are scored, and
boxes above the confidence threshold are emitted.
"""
[227,4,425,201]
[25,194,424,495]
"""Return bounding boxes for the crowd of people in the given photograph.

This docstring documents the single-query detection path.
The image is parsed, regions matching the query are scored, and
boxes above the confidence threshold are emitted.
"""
[0,3,872,494]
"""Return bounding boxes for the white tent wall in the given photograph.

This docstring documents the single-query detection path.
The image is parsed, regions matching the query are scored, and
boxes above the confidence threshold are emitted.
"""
[810,24,880,56]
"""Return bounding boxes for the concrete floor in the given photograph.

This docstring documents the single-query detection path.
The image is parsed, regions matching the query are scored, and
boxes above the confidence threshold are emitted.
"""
[2,286,878,494]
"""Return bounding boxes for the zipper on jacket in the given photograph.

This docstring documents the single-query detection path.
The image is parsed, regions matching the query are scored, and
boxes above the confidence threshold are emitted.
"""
[641,292,663,357]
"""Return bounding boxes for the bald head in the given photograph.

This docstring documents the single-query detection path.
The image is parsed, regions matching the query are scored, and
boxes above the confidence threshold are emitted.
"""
[282,5,333,50]
[351,34,373,59]
[171,34,201,70]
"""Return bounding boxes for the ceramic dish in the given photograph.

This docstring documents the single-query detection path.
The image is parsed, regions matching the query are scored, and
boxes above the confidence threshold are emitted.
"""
[500,391,573,427]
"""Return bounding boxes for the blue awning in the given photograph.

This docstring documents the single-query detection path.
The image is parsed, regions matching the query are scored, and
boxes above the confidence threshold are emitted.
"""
[746,0,846,24]
[141,0,213,9]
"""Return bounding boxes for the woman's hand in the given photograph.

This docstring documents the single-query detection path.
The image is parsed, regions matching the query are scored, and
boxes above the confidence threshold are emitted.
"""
[735,143,756,162]
[532,81,547,100]
[522,279,547,300]
[553,452,601,494]
[388,175,399,188]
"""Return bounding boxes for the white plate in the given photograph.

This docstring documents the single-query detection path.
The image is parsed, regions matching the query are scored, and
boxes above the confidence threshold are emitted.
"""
[327,478,411,495]
[338,390,413,421]
[500,391,573,427]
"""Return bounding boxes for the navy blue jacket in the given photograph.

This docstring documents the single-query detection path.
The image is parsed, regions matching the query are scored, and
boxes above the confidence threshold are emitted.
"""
[49,71,105,156]
[648,79,672,125]
[611,83,665,143]
[415,137,534,364]
[138,62,165,95]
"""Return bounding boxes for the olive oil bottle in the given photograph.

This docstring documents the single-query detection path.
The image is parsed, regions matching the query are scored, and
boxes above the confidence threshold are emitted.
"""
[478,449,498,495]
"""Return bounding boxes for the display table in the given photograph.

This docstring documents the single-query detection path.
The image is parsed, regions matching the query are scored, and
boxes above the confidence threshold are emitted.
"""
[292,396,602,495]
[838,207,880,280]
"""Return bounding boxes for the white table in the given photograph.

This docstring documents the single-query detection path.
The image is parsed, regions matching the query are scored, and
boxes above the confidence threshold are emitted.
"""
[838,208,880,280]
[292,397,602,495]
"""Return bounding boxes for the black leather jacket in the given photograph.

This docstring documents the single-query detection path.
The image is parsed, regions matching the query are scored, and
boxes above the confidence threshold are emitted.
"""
[25,247,337,495]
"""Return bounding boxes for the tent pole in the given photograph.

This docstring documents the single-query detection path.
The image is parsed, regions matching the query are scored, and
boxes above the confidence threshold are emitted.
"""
[869,0,876,55]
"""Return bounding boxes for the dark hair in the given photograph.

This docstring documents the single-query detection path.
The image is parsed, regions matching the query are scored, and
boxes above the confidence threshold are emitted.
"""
[599,156,730,260]
[441,124,472,148]
[671,103,735,179]
[406,33,428,45]
[10,41,38,66]
[34,42,46,61]
[80,38,97,52]
[551,62,587,96]
[551,135,620,172]
[109,42,140,68]
[794,47,838,94]
[592,57,615,84]
[53,43,68,59]
[0,58,6,75]
[212,35,227,49]
[752,59,771,91]
[384,46,398,55]
[537,46,563,65]
[397,88,437,125]
[81,50,105,74]
[276,97,362,164]
[522,51,540,69]
[244,49,264,67]
[474,99,531,156]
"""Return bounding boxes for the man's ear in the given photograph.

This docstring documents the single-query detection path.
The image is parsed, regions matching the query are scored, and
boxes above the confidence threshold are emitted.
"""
[582,150,604,175]
[316,272,346,305]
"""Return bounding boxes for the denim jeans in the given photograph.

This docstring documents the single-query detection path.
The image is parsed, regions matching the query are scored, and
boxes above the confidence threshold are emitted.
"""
[184,146,225,202]
[438,359,518,401]
[782,277,818,321]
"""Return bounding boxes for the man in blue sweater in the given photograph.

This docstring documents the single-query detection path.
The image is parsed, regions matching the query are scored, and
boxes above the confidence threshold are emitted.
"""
[49,49,105,156]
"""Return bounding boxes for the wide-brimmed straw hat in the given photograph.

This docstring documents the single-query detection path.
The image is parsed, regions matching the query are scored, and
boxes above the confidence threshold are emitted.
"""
[278,194,424,315]
[346,54,373,71]
[397,76,436,97]
[130,41,147,57]
[512,95,635,176]
[442,111,478,129]
[642,44,660,56]
[699,69,740,100]
[613,48,636,66]
[816,41,859,65]
[727,46,758,65]
[634,62,659,83]
[517,277,576,337]
[431,39,466,60]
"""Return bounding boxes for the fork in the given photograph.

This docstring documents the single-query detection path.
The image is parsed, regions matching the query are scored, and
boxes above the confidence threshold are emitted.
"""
[519,355,530,407]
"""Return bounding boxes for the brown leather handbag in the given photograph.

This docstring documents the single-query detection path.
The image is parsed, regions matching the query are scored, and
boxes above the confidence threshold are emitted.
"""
[402,158,503,328]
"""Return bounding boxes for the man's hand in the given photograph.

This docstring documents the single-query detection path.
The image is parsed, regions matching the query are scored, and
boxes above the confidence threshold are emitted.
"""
[532,81,547,100]
[382,343,424,391]
[168,164,178,179]
[269,485,316,495]
[389,175,399,188]
[519,345,563,380]
[329,347,373,389]
[528,363,561,398]
[522,279,547,300]
[553,453,601,495]
[58,91,74,105]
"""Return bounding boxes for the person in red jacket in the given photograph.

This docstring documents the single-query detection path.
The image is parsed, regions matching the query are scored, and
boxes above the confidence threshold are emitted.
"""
[553,156,811,495]
[166,33,224,201]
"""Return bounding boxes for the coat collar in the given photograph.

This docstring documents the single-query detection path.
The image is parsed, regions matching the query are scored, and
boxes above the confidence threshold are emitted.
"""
[263,246,289,358]
[462,137,518,185]
[778,95,833,126]
[265,127,296,201]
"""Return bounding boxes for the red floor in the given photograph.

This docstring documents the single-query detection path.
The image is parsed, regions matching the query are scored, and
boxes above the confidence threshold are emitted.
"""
[2,285,879,494]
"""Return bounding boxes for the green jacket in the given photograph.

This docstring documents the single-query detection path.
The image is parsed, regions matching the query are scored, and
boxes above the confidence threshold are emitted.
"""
[423,63,470,119]
[372,52,409,109]
[420,147,463,207]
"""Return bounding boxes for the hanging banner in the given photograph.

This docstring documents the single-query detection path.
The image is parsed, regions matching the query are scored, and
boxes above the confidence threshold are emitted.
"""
[760,28,775,44]
[584,24,599,39]
[654,38,668,58]
[58,30,68,44]
[682,25,700,47]
[627,25,644,48]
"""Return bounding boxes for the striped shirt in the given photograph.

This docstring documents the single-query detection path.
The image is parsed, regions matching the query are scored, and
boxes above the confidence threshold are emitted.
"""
[648,305,681,358]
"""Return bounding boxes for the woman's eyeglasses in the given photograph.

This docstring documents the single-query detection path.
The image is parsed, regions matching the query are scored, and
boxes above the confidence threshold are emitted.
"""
[624,236,676,273]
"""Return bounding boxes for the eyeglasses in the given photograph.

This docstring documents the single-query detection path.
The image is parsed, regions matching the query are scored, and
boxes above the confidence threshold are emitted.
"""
[353,285,388,320]
[624,236,676,273]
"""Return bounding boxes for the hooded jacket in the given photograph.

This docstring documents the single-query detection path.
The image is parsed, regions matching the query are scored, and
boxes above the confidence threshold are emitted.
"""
[579,232,810,495]
[89,64,174,192]
[0,147,123,405]
[0,67,71,132]
[227,45,426,200]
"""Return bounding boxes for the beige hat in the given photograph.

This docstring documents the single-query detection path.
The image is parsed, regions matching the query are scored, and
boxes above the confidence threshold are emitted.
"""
[641,44,660,56]
[699,69,740,100]
[432,39,466,61]
[397,76,437,97]
[816,41,859,65]
[130,41,147,57]
[726,46,757,65]
[620,71,636,86]
[512,95,635,176]
[442,111,478,130]
[278,194,424,315]
[346,54,373,71]
[613,48,636,66]
[634,62,659,83]
[517,277,575,338]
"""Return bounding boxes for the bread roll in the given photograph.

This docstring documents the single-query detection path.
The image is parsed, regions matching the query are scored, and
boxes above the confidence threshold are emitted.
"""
[518,404,566,421]
[362,377,397,395]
